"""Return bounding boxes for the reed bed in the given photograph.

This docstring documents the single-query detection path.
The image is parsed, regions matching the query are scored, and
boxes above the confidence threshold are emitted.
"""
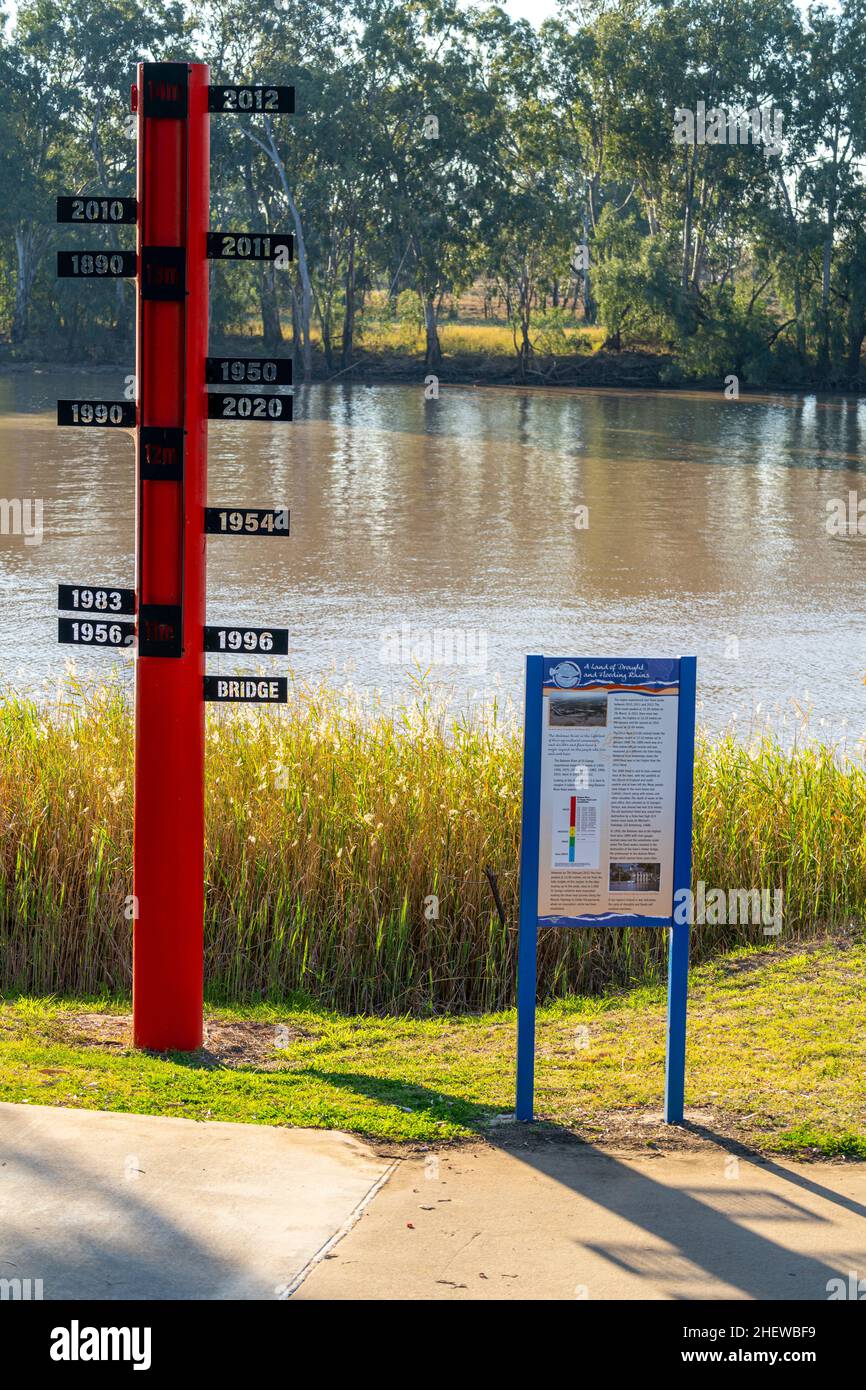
[0,677,863,1012]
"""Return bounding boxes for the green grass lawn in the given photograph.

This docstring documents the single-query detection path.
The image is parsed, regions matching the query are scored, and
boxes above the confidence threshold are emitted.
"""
[1,935,864,1158]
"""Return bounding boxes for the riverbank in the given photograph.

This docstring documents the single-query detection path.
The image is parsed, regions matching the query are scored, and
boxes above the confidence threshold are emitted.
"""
[1,935,863,1155]
[1,680,864,1009]
[3,341,861,394]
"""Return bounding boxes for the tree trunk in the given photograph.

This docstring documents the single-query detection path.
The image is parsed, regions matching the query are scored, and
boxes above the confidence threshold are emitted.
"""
[341,230,356,369]
[315,289,334,371]
[260,262,283,350]
[251,119,313,382]
[681,152,695,294]
[819,214,834,373]
[290,281,301,370]
[12,228,37,344]
[423,294,441,367]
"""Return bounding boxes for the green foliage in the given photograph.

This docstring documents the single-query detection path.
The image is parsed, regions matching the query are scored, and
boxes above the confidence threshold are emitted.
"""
[1,680,865,1013]
[1,937,864,1151]
[2,0,866,382]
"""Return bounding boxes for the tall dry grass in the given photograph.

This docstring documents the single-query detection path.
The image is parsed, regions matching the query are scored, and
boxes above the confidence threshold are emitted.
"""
[0,678,863,1012]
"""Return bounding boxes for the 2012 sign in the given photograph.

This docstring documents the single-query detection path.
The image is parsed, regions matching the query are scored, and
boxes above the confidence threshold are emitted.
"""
[208,85,294,113]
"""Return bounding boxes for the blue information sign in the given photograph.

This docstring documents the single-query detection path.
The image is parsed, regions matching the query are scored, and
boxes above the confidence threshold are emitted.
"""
[515,654,697,1123]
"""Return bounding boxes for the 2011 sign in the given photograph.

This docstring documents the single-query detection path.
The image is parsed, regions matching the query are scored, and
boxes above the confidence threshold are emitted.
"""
[204,508,290,535]
[206,233,293,262]
[207,394,292,421]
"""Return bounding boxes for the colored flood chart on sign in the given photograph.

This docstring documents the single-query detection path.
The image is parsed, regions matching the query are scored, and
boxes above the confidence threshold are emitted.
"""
[538,658,680,926]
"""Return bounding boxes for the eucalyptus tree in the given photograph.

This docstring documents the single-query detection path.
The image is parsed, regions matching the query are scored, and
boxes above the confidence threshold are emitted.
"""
[1,0,183,346]
[200,0,343,379]
[472,8,573,374]
[346,0,504,366]
[785,0,866,374]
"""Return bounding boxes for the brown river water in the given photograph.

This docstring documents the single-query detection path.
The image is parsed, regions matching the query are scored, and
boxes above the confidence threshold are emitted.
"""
[1,370,864,742]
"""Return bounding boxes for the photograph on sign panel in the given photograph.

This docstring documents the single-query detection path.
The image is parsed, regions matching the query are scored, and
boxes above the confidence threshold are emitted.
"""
[548,691,608,728]
[609,862,662,894]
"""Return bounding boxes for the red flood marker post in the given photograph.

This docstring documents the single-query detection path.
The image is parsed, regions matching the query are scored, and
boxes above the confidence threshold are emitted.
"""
[132,62,209,1051]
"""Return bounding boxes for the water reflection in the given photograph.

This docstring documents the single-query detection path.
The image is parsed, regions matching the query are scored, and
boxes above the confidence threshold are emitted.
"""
[0,372,864,740]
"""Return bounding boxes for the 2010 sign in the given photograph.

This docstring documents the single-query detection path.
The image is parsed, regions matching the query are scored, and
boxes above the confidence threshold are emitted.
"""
[57,251,137,278]
[205,508,290,535]
[204,625,289,654]
[58,617,135,647]
[57,197,137,224]
[207,394,292,421]
[58,584,135,615]
[205,357,292,385]
[57,400,136,427]
[208,85,294,114]
[206,233,293,262]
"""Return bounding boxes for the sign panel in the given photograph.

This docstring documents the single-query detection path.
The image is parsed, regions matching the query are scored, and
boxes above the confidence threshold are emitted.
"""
[206,233,293,262]
[515,654,697,1126]
[137,604,183,658]
[57,197,137,224]
[204,507,290,535]
[204,676,288,703]
[58,617,135,647]
[58,584,135,615]
[207,393,292,422]
[204,625,289,654]
[141,246,186,300]
[208,85,294,114]
[205,357,292,386]
[57,250,136,278]
[140,426,184,481]
[537,658,681,927]
[142,62,189,118]
[57,400,136,427]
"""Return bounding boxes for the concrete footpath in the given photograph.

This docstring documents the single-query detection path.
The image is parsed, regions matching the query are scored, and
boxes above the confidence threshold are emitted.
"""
[0,1101,395,1299]
[297,1139,866,1300]
[2,1102,865,1300]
